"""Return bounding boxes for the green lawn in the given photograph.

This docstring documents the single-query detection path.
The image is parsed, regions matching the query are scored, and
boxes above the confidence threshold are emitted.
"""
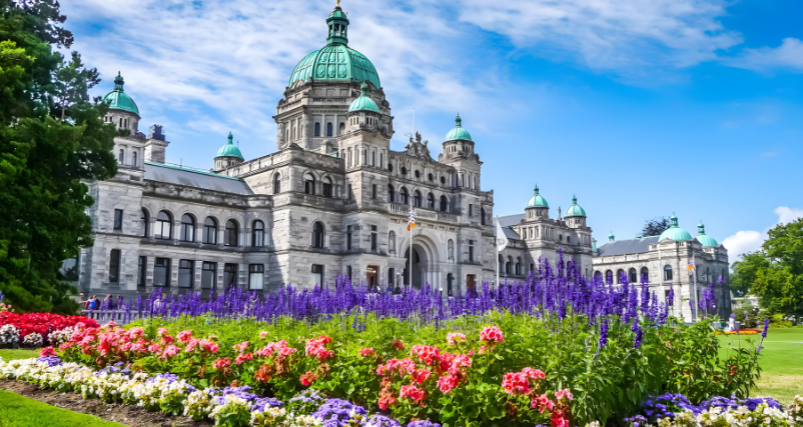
[717,328,803,404]
[0,349,40,362]
[0,389,125,427]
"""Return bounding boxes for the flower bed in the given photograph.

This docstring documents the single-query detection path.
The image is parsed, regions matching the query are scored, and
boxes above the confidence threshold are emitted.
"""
[0,312,99,347]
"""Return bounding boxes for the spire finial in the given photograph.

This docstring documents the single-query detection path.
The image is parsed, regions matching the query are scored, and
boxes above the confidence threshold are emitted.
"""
[360,81,369,95]
[572,194,577,203]
[337,0,341,6]
[227,132,233,144]
[326,0,349,45]
[534,183,539,194]
[455,113,462,127]
[113,72,125,91]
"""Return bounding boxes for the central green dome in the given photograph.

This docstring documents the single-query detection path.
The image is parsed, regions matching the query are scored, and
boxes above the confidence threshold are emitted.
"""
[445,114,473,141]
[216,132,244,159]
[102,72,139,115]
[526,184,549,208]
[288,6,381,89]
[659,214,693,242]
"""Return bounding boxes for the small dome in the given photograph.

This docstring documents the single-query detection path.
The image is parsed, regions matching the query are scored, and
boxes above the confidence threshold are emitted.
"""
[659,214,693,242]
[695,221,718,247]
[102,72,139,115]
[526,184,549,208]
[216,132,244,159]
[445,114,473,141]
[608,231,615,242]
[564,195,586,217]
[348,82,380,113]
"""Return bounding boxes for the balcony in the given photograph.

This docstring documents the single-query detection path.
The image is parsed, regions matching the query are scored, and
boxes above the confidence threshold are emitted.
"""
[388,202,459,224]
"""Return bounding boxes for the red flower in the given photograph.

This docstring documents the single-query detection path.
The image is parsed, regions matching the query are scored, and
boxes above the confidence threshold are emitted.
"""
[391,340,404,351]
[212,357,231,369]
[236,353,253,365]
[399,384,426,403]
[40,347,56,357]
[358,348,375,357]
[300,371,318,386]
[480,326,504,343]
[502,372,531,396]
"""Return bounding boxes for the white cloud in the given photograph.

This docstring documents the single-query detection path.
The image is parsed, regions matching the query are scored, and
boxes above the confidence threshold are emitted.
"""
[727,37,803,73]
[721,206,803,264]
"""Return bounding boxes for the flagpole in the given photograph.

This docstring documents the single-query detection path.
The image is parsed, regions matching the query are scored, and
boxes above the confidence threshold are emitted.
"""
[495,215,499,292]
[408,194,413,293]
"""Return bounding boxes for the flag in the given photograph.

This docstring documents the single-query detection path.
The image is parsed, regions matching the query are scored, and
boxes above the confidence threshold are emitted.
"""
[407,208,416,231]
[495,218,508,252]
[688,255,695,274]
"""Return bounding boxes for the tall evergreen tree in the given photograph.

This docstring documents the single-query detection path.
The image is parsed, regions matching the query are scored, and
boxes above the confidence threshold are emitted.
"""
[0,0,117,313]
[641,217,670,237]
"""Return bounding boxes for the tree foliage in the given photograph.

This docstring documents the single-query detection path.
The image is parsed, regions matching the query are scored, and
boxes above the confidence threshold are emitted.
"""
[731,218,803,322]
[0,0,117,313]
[641,217,670,237]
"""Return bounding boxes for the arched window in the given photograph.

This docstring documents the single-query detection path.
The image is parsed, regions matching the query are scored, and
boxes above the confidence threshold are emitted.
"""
[155,211,172,239]
[252,220,265,247]
[322,177,333,197]
[481,207,486,225]
[516,258,522,275]
[605,270,613,283]
[118,149,124,164]
[567,236,571,244]
[629,268,637,284]
[304,172,315,195]
[314,122,321,137]
[447,273,454,296]
[388,231,396,253]
[132,151,138,168]
[273,174,281,194]
[399,187,409,205]
[640,267,649,282]
[506,257,513,275]
[427,193,435,209]
[339,122,345,134]
[326,122,333,137]
[400,166,407,175]
[180,214,195,242]
[140,208,149,238]
[616,269,625,284]
[448,239,454,261]
[203,217,218,244]
[225,220,239,246]
[559,235,563,242]
[387,185,395,202]
[312,222,325,248]
[664,265,673,281]
[439,195,448,212]
[594,271,602,279]
[413,191,422,207]
[498,254,504,273]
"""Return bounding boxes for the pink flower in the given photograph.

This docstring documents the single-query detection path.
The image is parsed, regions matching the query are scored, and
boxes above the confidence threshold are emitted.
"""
[157,328,168,336]
[377,358,417,376]
[236,352,253,365]
[209,343,219,353]
[502,372,530,396]
[468,349,475,356]
[119,342,132,352]
[300,371,318,386]
[410,345,440,366]
[411,369,432,385]
[129,343,145,352]
[212,357,231,369]
[531,394,555,413]
[446,332,466,346]
[555,389,573,401]
[161,335,174,344]
[233,341,250,351]
[399,385,426,403]
[551,412,569,427]
[177,330,193,343]
[185,338,199,353]
[479,326,504,343]
[259,331,268,339]
[358,348,375,357]
[40,347,56,357]
[148,344,162,353]
[162,345,179,358]
[391,340,404,351]
[128,327,144,338]
[437,373,459,394]
[522,367,546,380]
[305,335,335,361]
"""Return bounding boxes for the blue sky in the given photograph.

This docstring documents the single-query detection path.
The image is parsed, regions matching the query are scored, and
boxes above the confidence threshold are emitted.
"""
[62,0,802,262]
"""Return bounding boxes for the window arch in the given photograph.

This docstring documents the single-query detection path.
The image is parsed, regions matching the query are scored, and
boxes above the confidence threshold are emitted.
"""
[203,217,218,244]
[628,268,637,284]
[506,257,513,275]
[594,271,602,279]
[388,231,396,253]
[140,208,149,237]
[640,267,649,282]
[304,172,315,195]
[448,239,454,261]
[605,270,613,283]
[311,222,325,248]
[559,234,563,242]
[155,211,172,239]
[225,220,239,246]
[118,149,124,164]
[481,207,486,225]
[322,177,333,197]
[339,122,345,134]
[439,195,448,212]
[399,187,409,205]
[516,257,522,275]
[427,193,435,209]
[326,122,333,137]
[132,151,138,168]
[664,265,673,281]
[413,190,422,207]
[273,174,281,194]
[616,269,625,284]
[498,254,504,273]
[252,220,265,247]
[387,184,395,202]
[314,122,321,137]
[180,214,195,242]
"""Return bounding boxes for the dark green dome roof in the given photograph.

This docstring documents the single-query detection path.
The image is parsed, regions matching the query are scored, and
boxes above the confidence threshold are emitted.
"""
[445,114,472,141]
[695,221,718,247]
[216,132,244,159]
[564,195,586,217]
[526,184,548,208]
[348,82,380,113]
[102,72,139,115]
[288,6,381,89]
[659,214,693,242]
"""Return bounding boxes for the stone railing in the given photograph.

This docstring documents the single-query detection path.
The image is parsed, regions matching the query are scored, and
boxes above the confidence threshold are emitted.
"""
[388,202,458,224]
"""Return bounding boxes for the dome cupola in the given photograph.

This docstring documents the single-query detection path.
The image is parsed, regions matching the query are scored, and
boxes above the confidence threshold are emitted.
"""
[608,231,615,242]
[445,114,473,142]
[564,195,587,217]
[348,82,380,113]
[526,184,549,208]
[103,72,139,116]
[216,132,244,159]
[695,221,718,247]
[658,214,693,242]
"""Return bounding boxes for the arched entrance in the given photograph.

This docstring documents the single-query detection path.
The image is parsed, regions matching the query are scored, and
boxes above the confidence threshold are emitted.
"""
[403,244,428,290]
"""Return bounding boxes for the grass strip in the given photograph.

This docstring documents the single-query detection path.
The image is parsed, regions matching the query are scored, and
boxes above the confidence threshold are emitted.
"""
[0,389,125,427]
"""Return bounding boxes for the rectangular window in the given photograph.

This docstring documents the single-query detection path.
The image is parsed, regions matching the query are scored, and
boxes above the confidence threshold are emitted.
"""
[178,260,194,288]
[346,265,352,280]
[312,264,324,288]
[388,267,395,285]
[370,225,377,251]
[323,181,333,197]
[372,184,377,199]
[202,262,217,289]
[348,184,353,199]
[154,258,170,287]
[224,263,238,288]
[664,290,671,302]
[109,249,121,282]
[249,264,264,290]
[468,204,473,217]
[468,240,474,262]
[346,225,353,250]
[113,209,123,231]
[137,256,146,286]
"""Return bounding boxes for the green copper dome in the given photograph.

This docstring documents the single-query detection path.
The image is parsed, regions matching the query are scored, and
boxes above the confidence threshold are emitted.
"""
[608,231,615,242]
[564,195,586,217]
[695,221,718,247]
[288,6,381,89]
[216,132,244,159]
[348,82,380,113]
[102,72,139,115]
[526,184,549,208]
[445,114,473,141]
[659,214,693,242]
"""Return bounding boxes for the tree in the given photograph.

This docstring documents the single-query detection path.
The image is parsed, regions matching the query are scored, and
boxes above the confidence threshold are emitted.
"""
[729,252,768,297]
[641,217,670,237]
[0,0,117,313]
[731,218,803,323]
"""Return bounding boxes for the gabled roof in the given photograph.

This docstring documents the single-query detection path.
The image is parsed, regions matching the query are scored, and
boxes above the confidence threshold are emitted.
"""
[597,236,660,256]
[144,162,253,195]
